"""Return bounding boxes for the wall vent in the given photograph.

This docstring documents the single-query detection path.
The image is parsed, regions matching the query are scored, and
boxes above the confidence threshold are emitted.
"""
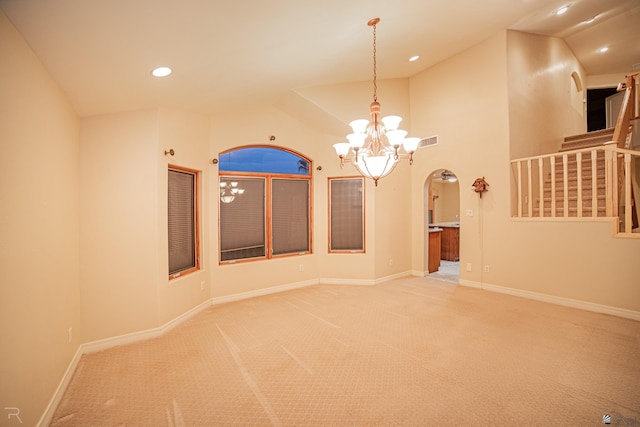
[418,135,438,149]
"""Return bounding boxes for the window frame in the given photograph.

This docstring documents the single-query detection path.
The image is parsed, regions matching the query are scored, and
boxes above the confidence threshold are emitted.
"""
[168,165,201,280]
[328,176,365,253]
[218,145,313,264]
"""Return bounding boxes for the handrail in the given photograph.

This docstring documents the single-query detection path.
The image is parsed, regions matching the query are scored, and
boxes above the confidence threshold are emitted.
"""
[511,145,639,234]
[612,72,639,149]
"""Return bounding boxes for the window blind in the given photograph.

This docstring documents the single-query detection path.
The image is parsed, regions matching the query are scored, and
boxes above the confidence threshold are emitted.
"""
[272,179,309,255]
[329,178,364,251]
[168,169,196,274]
[219,177,266,261]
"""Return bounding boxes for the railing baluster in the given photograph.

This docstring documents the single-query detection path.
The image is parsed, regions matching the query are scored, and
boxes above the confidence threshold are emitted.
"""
[591,150,597,217]
[538,158,544,217]
[550,156,556,217]
[562,153,569,217]
[576,152,582,217]
[624,153,632,233]
[517,161,522,218]
[605,150,613,217]
[511,145,638,228]
[527,159,532,218]
[612,152,619,218]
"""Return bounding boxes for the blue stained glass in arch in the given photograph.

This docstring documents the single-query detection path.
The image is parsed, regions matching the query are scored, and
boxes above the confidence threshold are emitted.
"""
[218,147,310,175]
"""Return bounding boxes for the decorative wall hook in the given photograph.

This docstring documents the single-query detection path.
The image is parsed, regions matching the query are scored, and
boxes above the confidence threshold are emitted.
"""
[472,177,489,198]
[269,135,276,142]
[164,149,175,156]
[211,158,219,165]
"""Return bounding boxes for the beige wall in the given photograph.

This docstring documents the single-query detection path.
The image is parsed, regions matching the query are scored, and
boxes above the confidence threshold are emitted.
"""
[409,30,640,312]
[80,107,213,341]
[208,82,413,290]
[0,11,82,426]
[294,79,413,281]
[410,31,511,279]
[431,180,460,223]
[507,30,586,160]
[80,110,160,342]
[156,108,212,325]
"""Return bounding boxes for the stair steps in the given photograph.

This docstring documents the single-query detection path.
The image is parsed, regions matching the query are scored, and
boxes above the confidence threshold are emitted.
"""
[532,129,612,218]
[559,128,614,151]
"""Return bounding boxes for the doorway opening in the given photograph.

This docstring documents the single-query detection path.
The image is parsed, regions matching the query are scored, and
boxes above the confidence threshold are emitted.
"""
[586,87,617,131]
[425,169,460,283]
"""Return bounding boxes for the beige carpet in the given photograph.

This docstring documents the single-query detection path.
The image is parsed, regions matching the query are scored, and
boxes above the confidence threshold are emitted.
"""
[51,277,640,426]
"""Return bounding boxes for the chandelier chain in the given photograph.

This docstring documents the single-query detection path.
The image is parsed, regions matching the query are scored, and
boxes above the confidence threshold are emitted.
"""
[372,22,377,102]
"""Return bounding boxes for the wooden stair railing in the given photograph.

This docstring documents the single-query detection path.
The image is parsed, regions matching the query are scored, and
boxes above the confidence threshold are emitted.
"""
[612,72,639,150]
[611,72,639,229]
[511,72,639,234]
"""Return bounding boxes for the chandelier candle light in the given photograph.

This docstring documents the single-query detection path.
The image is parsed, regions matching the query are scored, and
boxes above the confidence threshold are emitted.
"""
[333,17,420,186]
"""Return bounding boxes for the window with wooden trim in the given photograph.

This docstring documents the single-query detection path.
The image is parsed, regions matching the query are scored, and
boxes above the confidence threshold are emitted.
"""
[329,177,364,252]
[218,146,312,263]
[168,166,200,278]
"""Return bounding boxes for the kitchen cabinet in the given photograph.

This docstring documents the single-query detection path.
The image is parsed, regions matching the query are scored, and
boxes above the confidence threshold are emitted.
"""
[428,228,442,273]
[440,226,459,261]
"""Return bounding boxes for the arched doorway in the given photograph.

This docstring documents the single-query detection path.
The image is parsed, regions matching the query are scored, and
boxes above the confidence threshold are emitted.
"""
[424,169,460,283]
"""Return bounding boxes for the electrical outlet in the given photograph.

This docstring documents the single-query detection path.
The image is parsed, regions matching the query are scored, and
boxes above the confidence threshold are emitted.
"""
[484,265,490,273]
[299,264,304,272]
[68,327,73,343]
[389,259,393,266]
[466,209,474,217]
[466,263,472,272]
[200,281,205,291]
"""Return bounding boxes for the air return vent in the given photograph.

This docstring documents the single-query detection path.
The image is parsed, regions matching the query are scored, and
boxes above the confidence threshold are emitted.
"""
[418,135,438,149]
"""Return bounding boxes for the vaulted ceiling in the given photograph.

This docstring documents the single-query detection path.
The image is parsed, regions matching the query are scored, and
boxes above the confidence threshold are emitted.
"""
[1,0,638,117]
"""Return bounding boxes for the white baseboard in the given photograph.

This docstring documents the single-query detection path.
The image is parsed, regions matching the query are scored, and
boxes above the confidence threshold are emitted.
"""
[320,270,413,286]
[41,297,214,425]
[458,279,482,289]
[82,298,214,354]
[37,346,83,427]
[319,277,376,285]
[212,279,319,305]
[375,271,413,284]
[458,279,640,321]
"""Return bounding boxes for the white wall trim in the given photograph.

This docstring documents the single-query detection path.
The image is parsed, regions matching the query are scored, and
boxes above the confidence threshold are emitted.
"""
[81,298,214,354]
[458,279,640,321]
[212,279,319,305]
[320,271,412,286]
[458,279,483,289]
[319,277,376,286]
[37,346,83,427]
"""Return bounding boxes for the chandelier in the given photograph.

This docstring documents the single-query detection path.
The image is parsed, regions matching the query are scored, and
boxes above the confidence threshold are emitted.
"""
[333,17,420,186]
[219,180,244,204]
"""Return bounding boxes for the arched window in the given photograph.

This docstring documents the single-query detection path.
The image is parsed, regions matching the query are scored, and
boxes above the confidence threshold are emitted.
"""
[218,146,312,262]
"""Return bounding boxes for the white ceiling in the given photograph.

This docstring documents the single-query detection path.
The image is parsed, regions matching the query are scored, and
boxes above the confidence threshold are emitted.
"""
[1,0,639,117]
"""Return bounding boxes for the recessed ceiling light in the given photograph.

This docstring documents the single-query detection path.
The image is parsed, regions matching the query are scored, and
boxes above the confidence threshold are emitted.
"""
[151,66,172,77]
[599,46,609,53]
[556,5,569,15]
[583,15,597,24]
[409,55,420,62]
